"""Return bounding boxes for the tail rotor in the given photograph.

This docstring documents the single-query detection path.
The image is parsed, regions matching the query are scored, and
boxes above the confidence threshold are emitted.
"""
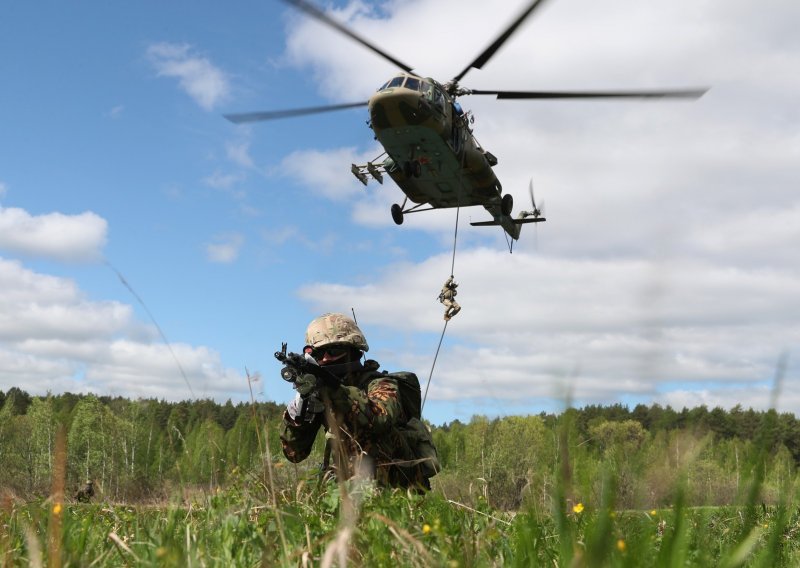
[519,179,545,248]
[524,179,543,219]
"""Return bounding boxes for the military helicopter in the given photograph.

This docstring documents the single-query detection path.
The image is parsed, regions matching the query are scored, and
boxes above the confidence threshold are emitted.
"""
[225,0,707,242]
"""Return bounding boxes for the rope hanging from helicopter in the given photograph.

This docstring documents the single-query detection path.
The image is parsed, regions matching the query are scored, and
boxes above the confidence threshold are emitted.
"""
[421,124,468,413]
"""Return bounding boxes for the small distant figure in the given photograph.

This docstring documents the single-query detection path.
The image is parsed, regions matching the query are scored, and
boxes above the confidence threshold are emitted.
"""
[438,276,461,321]
[74,480,94,503]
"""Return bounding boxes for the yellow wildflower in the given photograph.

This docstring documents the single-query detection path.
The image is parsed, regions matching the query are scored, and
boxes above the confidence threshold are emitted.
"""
[617,539,626,552]
[53,503,62,515]
[573,503,584,514]
[422,524,431,535]
[650,509,657,516]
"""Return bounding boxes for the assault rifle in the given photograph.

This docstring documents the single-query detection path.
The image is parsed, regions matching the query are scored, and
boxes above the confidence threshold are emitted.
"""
[275,342,342,394]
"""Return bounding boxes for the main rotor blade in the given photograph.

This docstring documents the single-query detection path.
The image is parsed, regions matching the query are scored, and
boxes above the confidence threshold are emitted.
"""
[467,88,709,100]
[284,0,414,73]
[224,101,368,124]
[451,0,550,85]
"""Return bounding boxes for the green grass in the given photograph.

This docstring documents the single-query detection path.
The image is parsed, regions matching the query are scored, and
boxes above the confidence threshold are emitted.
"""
[3,481,800,567]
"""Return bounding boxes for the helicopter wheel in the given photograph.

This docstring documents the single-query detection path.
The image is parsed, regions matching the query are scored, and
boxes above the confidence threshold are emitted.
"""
[391,204,404,225]
[501,193,514,216]
[412,160,422,177]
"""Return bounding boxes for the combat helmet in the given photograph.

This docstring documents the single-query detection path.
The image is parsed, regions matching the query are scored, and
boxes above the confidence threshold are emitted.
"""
[305,313,369,352]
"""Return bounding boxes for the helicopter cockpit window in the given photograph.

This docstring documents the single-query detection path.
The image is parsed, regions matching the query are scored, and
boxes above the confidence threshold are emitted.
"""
[378,76,407,91]
[404,77,420,91]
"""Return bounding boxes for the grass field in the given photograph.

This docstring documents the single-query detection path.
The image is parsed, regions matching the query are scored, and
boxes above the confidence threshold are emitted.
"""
[3,473,800,567]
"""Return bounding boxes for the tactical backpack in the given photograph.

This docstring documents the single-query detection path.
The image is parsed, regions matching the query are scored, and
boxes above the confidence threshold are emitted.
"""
[386,371,442,479]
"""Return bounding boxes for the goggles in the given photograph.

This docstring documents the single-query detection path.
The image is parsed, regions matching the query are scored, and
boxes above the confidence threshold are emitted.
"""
[307,345,350,361]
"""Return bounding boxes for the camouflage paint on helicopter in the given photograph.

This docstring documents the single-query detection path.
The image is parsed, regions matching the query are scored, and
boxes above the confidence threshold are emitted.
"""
[365,72,519,234]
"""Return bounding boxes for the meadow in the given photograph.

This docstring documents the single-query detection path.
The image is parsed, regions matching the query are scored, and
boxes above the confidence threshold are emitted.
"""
[3,391,800,566]
[2,474,800,567]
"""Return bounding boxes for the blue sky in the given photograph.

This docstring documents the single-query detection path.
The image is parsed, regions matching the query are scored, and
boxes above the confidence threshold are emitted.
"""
[1,0,799,425]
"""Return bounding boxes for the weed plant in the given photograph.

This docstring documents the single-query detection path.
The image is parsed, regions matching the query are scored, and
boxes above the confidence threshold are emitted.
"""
[3,465,800,566]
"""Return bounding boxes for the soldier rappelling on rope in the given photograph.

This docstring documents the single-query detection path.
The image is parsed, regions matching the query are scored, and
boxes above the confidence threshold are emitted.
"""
[438,276,461,321]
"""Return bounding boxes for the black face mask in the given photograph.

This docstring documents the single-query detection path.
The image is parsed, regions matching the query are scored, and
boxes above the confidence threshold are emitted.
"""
[322,351,364,381]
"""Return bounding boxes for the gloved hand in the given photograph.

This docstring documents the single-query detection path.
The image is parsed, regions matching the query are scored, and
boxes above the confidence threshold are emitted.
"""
[286,393,304,421]
[294,373,318,397]
[286,391,325,422]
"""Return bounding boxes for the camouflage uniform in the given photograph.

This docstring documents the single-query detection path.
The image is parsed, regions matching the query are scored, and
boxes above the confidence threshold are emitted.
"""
[74,480,94,502]
[439,276,461,321]
[280,313,434,490]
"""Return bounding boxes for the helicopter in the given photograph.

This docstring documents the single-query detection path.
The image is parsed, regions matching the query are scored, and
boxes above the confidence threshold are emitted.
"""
[225,0,707,242]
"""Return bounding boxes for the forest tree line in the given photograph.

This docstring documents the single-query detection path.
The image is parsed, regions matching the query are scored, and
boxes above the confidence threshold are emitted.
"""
[1,387,798,510]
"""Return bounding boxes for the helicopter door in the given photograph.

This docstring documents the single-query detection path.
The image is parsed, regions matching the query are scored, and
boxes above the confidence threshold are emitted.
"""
[451,103,466,154]
[431,86,445,116]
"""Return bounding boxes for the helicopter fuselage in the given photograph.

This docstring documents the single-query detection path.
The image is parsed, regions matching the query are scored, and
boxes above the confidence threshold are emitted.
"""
[226,0,707,245]
[366,73,520,237]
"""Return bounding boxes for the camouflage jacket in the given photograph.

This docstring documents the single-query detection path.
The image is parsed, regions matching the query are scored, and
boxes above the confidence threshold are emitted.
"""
[281,360,429,489]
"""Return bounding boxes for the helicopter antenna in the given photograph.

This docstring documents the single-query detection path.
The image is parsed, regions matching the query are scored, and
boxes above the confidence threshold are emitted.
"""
[351,307,358,325]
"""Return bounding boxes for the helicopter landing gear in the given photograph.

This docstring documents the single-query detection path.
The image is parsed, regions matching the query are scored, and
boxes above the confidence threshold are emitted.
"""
[403,160,422,178]
[391,203,404,225]
[501,193,513,216]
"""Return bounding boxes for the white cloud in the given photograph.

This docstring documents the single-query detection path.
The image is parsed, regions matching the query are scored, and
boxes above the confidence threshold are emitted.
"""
[261,0,800,418]
[226,140,255,169]
[147,42,230,111]
[280,146,379,201]
[205,232,245,263]
[84,340,243,400]
[0,206,107,262]
[296,248,799,411]
[203,170,246,196]
[0,258,246,401]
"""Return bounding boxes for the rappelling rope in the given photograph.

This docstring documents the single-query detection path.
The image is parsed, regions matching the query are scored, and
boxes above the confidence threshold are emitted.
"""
[421,120,467,413]
[421,319,448,413]
[450,192,460,277]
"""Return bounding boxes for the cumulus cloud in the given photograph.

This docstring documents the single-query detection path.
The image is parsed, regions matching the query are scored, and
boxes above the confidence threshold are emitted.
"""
[265,0,800,419]
[280,146,379,201]
[147,42,230,111]
[296,248,799,413]
[0,258,245,401]
[0,206,107,262]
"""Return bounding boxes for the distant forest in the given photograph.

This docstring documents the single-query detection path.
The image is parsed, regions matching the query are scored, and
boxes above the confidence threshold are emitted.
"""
[1,387,798,510]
